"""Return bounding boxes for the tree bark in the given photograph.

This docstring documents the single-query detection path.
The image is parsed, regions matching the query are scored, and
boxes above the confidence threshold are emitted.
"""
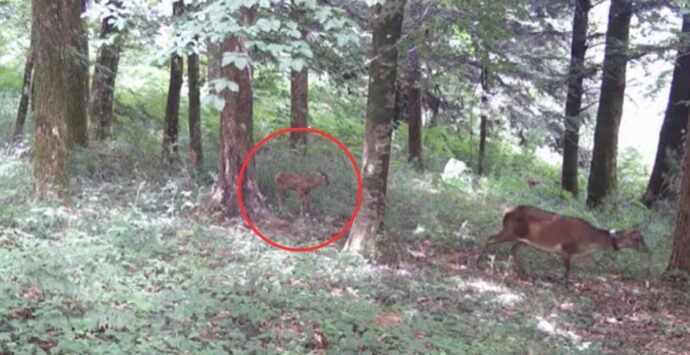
[290,65,309,150]
[214,7,263,217]
[586,0,632,207]
[162,1,184,164]
[478,116,488,175]
[207,40,221,95]
[89,0,123,140]
[32,0,87,201]
[642,15,690,207]
[343,0,405,254]
[667,114,690,272]
[478,65,489,176]
[561,0,591,198]
[68,0,89,147]
[13,44,33,140]
[290,7,309,151]
[406,47,422,168]
[188,50,203,169]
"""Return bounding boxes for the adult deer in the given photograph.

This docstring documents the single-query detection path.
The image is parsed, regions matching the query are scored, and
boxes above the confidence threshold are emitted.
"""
[274,169,330,215]
[476,205,649,286]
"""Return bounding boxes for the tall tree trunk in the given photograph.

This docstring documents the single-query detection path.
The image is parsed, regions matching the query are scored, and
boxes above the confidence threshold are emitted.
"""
[162,1,184,164]
[343,0,405,254]
[478,65,489,176]
[586,0,632,207]
[561,0,591,198]
[406,47,422,168]
[642,15,690,207]
[290,64,309,150]
[290,7,309,151]
[207,40,221,95]
[68,0,89,147]
[89,0,123,140]
[667,114,690,272]
[213,7,263,217]
[32,0,87,201]
[478,116,488,175]
[188,49,203,169]
[13,44,33,140]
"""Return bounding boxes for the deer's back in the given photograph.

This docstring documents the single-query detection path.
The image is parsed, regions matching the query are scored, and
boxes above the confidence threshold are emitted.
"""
[506,206,606,254]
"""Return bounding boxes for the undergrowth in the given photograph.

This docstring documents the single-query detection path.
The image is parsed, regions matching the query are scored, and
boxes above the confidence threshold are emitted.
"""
[0,63,686,354]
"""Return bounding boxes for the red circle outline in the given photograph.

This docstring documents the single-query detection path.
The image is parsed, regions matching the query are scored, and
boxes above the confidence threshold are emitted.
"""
[237,127,363,252]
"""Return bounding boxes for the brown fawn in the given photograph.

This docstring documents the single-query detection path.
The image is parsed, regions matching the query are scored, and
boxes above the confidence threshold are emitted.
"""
[274,169,330,215]
[477,205,648,286]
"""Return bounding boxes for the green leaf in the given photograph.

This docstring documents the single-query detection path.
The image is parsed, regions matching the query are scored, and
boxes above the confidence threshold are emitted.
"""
[336,32,358,47]
[291,58,306,71]
[222,52,251,70]
[255,18,280,32]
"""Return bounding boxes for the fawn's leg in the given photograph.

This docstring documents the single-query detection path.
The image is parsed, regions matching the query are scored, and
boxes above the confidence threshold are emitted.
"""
[477,231,517,267]
[275,188,285,210]
[562,254,572,288]
[510,242,528,275]
[298,191,307,216]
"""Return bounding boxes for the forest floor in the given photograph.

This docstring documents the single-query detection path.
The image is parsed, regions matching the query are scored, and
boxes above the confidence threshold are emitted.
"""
[2,147,690,354]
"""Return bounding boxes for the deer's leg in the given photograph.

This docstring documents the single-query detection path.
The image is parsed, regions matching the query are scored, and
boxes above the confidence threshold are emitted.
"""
[562,254,572,287]
[298,191,307,216]
[275,188,285,210]
[476,231,516,267]
[511,242,527,276]
[304,192,310,214]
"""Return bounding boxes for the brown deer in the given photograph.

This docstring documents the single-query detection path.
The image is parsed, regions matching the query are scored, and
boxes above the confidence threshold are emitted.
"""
[476,205,648,286]
[274,169,330,215]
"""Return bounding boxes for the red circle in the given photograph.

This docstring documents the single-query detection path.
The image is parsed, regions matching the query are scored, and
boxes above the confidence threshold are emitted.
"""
[237,127,363,252]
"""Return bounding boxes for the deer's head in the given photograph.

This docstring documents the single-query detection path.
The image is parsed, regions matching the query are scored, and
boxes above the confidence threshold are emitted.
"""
[317,169,330,186]
[615,229,649,253]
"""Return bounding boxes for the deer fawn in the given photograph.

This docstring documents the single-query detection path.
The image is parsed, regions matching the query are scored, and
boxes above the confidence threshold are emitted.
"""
[274,169,330,215]
[477,205,648,286]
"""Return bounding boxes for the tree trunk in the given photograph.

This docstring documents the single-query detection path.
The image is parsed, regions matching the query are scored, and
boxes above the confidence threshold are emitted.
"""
[642,15,690,207]
[213,7,263,217]
[478,65,489,176]
[667,114,690,272]
[13,44,33,140]
[207,39,221,95]
[406,47,422,168]
[586,0,632,207]
[290,8,309,151]
[343,0,405,254]
[392,83,406,128]
[290,66,309,150]
[561,0,591,198]
[68,0,89,147]
[32,0,87,201]
[162,1,184,164]
[188,50,203,169]
[89,0,123,140]
[478,116,488,175]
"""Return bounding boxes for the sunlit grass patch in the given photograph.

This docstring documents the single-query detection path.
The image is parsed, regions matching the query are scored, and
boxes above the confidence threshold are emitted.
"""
[455,277,524,305]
